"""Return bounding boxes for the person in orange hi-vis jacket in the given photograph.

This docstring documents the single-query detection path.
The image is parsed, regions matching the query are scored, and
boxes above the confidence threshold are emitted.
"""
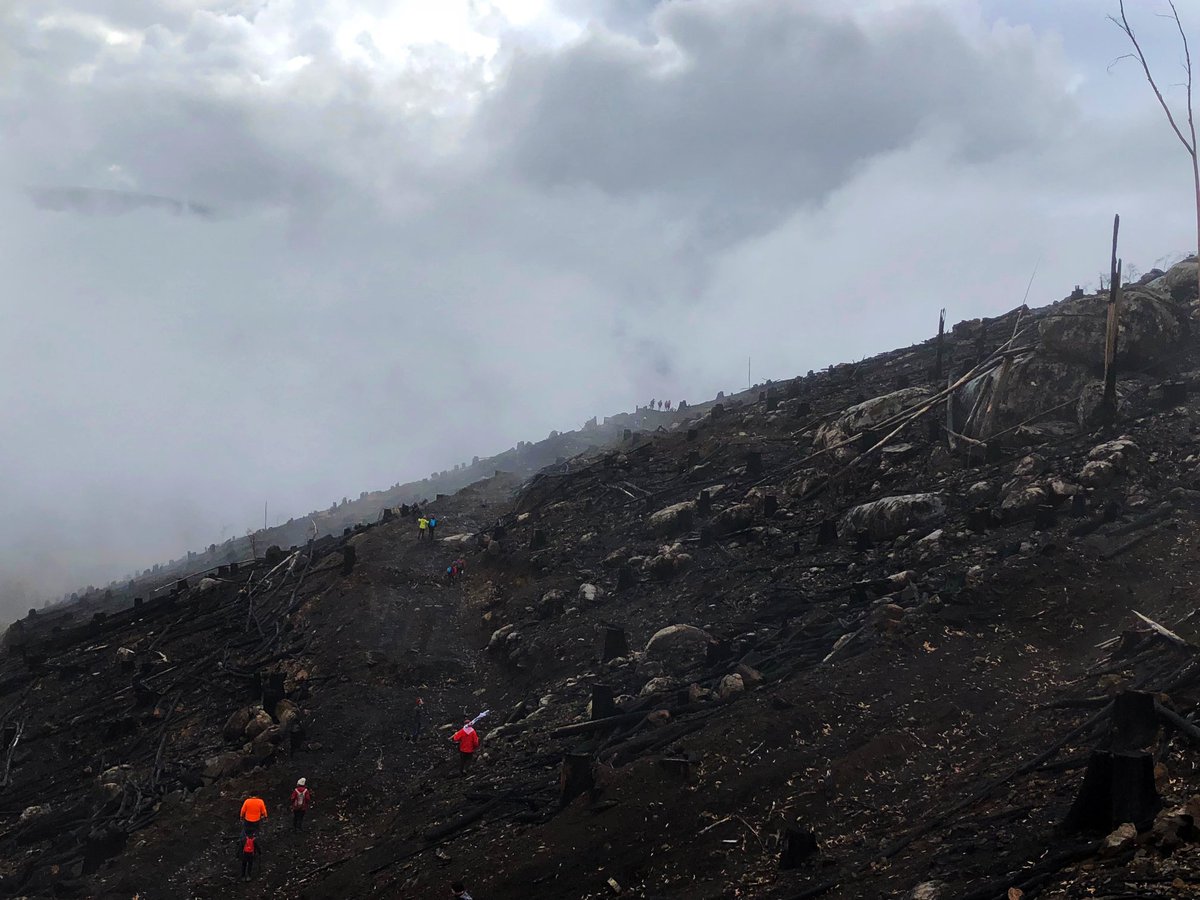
[240,793,268,837]
[451,720,480,775]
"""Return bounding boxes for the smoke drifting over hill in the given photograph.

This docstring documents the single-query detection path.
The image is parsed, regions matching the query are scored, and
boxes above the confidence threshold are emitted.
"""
[0,0,1196,618]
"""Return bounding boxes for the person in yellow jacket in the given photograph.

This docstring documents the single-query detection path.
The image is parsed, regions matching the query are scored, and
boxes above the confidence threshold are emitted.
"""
[418,517,429,541]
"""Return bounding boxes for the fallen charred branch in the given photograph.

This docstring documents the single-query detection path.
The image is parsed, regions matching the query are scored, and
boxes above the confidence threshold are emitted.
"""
[422,781,549,842]
[549,711,663,738]
[0,720,24,788]
[1155,702,1200,744]
[784,876,845,900]
[955,840,1103,900]
[1133,610,1192,649]
[881,702,1113,859]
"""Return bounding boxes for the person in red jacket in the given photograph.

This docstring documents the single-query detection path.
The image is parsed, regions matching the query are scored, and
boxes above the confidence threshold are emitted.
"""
[240,832,261,881]
[451,720,480,775]
[290,777,312,831]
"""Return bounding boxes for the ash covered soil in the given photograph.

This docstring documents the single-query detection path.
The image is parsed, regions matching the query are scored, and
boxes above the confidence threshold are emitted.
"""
[8,265,1200,898]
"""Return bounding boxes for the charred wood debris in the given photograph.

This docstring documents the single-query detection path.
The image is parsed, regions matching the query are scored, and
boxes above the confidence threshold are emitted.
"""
[9,255,1200,896]
[0,535,352,896]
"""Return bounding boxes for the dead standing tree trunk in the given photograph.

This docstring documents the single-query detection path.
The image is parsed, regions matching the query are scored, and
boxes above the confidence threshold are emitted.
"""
[1112,0,1200,300]
[1103,214,1122,422]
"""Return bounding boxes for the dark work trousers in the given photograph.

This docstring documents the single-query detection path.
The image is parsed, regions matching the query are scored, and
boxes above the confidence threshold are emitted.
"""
[293,809,306,830]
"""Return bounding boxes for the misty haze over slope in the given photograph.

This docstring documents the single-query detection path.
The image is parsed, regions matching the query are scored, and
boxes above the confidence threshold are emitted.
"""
[1,0,1197,618]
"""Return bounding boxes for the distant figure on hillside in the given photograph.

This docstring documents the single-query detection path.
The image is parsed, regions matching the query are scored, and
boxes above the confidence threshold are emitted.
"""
[445,558,465,584]
[665,400,672,411]
[240,793,268,837]
[451,880,474,900]
[428,516,439,540]
[418,516,429,541]
[290,778,312,831]
[409,697,427,741]
[240,833,261,881]
[451,719,480,775]
[649,398,656,410]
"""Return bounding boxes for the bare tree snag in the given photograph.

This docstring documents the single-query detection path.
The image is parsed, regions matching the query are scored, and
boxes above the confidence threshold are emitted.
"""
[559,753,594,807]
[779,825,819,870]
[816,518,838,546]
[616,564,636,592]
[1113,1,1200,299]
[601,626,629,662]
[591,684,617,720]
[1063,749,1160,832]
[1110,690,1158,750]
[934,307,946,380]
[746,450,763,477]
[1103,214,1122,420]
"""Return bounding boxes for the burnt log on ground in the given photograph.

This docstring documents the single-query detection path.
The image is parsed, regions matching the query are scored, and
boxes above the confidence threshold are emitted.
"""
[550,711,653,738]
[955,840,1103,900]
[1155,702,1200,745]
[784,876,843,900]
[604,711,721,767]
[882,702,1114,859]
[423,796,509,842]
[422,780,549,843]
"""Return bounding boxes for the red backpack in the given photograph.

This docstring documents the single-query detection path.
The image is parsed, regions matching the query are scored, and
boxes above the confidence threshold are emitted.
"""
[243,836,256,854]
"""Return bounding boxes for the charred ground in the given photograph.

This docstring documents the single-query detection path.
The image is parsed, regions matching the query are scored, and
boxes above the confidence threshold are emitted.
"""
[7,264,1200,898]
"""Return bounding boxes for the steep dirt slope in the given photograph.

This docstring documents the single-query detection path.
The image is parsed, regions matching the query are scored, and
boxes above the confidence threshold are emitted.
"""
[8,264,1200,899]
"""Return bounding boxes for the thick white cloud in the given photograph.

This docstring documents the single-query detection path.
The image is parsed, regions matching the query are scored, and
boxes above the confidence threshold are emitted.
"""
[484,0,1074,240]
[0,0,1193,616]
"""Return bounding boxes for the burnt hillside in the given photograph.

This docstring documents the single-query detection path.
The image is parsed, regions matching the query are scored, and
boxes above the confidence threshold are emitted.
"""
[50,396,686,622]
[6,260,1200,899]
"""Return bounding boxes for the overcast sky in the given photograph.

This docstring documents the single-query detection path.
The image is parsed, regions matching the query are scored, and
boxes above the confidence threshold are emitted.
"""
[0,0,1196,616]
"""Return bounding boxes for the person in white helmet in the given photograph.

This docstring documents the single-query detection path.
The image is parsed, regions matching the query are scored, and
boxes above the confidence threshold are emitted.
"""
[290,777,312,831]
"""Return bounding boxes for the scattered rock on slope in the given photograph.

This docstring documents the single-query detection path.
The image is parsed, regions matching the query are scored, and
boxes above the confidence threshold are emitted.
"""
[839,493,949,542]
[1040,289,1187,370]
[815,387,932,460]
